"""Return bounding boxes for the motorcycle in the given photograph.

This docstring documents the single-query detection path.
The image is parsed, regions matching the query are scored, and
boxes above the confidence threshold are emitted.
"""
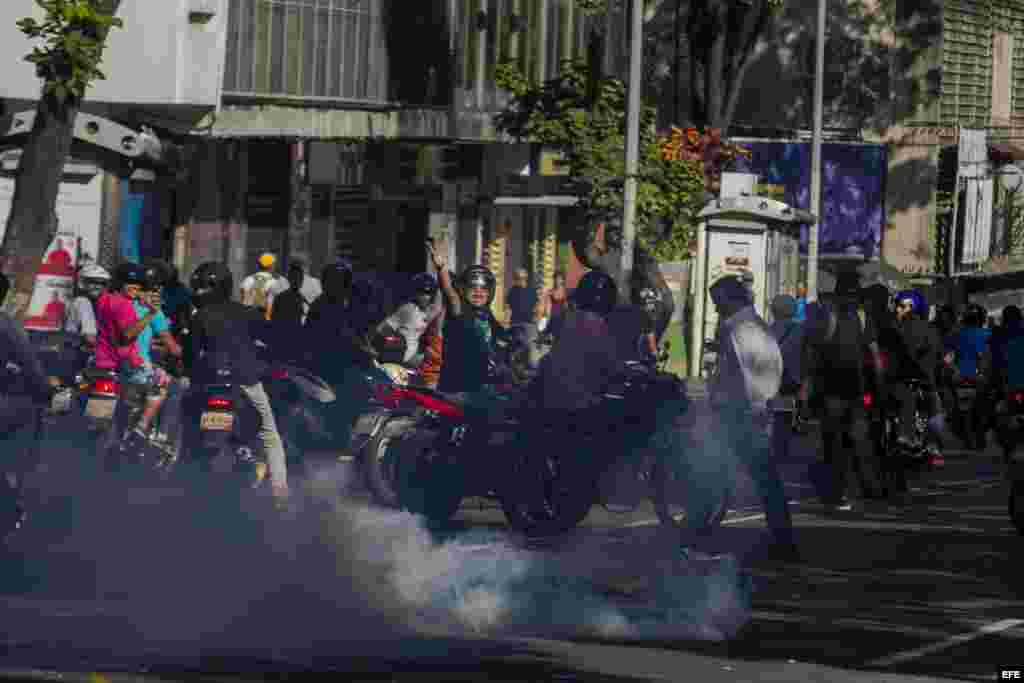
[266,329,427,502]
[357,330,542,509]
[390,360,710,537]
[82,362,186,475]
[863,375,943,500]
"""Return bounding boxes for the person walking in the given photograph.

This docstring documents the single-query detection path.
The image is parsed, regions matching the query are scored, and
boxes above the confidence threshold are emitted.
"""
[240,253,283,320]
[801,273,887,509]
[769,294,804,464]
[695,275,797,563]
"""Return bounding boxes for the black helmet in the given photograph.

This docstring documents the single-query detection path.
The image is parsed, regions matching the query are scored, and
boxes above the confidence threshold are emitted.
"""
[114,262,147,288]
[964,303,987,327]
[572,269,618,316]
[458,265,496,310]
[143,265,167,291]
[410,272,438,298]
[143,259,172,289]
[189,261,233,308]
[322,260,354,299]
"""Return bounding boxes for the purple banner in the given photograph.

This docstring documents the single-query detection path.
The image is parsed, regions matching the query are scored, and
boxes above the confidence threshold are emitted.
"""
[732,142,886,260]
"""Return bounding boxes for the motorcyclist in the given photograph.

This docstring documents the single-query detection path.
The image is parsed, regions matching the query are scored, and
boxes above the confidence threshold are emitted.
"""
[130,267,184,449]
[988,304,1024,394]
[94,263,164,446]
[377,272,442,369]
[64,263,111,354]
[427,244,510,396]
[607,285,661,366]
[534,269,621,414]
[0,272,57,535]
[305,260,357,382]
[947,304,990,448]
[888,289,943,452]
[184,262,290,504]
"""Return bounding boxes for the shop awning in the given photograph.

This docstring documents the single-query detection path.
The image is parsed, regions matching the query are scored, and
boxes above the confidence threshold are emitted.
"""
[492,195,579,207]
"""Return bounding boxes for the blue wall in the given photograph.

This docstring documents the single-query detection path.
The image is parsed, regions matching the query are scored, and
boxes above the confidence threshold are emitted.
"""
[733,142,886,260]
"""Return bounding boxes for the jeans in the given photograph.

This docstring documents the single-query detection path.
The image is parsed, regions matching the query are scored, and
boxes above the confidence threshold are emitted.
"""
[688,406,794,546]
[821,395,871,503]
[239,382,288,490]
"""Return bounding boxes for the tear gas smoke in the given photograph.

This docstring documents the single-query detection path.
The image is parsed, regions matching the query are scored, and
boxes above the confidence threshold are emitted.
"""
[3,429,753,670]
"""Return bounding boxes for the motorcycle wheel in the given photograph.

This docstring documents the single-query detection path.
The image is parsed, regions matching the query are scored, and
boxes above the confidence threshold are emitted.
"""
[650,457,731,533]
[1010,481,1024,536]
[360,417,413,509]
[501,450,594,537]
[393,429,464,525]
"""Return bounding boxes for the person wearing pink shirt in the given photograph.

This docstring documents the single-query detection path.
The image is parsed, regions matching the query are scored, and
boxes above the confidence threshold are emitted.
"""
[94,263,162,441]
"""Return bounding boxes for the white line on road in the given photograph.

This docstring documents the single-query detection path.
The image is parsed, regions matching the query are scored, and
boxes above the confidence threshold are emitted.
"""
[623,511,769,529]
[866,618,1024,667]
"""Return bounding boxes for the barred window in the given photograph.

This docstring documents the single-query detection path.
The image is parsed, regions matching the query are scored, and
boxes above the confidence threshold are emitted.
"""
[223,0,389,104]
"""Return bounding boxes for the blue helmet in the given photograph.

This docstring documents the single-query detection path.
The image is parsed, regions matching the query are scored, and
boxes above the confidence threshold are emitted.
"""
[895,289,927,317]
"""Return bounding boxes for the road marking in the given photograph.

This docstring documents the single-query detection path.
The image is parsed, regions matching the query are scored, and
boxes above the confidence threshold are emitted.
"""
[866,618,1024,667]
[624,510,768,529]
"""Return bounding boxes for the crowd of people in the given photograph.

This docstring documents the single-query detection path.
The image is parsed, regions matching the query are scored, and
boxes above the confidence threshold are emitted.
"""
[6,243,1024,561]
[0,244,665,513]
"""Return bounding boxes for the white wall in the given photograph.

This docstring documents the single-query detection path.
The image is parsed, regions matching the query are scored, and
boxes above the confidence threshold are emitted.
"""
[0,0,227,108]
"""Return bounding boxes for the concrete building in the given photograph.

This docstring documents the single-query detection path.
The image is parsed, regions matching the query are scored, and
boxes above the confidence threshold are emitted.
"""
[179,0,623,319]
[0,0,229,270]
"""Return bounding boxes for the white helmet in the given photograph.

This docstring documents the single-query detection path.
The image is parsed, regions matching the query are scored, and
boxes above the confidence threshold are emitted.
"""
[79,264,111,282]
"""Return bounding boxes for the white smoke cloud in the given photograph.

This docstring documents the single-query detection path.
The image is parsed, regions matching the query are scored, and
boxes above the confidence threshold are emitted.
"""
[6,442,754,670]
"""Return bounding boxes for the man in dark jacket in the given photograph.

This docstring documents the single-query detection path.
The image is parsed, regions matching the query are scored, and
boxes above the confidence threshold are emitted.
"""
[0,272,55,528]
[184,262,289,504]
[801,273,885,509]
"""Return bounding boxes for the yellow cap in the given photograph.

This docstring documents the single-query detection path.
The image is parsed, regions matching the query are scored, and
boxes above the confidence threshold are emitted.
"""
[258,253,276,268]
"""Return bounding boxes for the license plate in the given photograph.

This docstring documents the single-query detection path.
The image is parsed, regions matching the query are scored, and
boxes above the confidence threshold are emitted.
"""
[956,388,976,398]
[85,398,116,420]
[200,411,235,431]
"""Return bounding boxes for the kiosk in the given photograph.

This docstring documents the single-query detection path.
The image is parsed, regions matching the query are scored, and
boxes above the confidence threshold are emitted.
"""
[689,195,815,380]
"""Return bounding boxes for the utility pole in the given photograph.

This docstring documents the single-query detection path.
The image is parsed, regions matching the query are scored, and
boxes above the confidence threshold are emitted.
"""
[620,0,643,300]
[448,0,459,139]
[807,0,826,300]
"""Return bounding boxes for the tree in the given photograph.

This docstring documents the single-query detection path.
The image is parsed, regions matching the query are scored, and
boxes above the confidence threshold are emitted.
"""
[495,59,706,264]
[1,0,122,318]
[580,0,783,132]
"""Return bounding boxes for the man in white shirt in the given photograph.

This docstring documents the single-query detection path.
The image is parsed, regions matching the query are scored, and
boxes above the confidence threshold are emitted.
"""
[701,275,797,562]
[64,264,111,349]
[379,272,443,368]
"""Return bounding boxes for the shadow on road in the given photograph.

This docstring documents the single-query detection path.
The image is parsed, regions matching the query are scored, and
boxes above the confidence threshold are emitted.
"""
[565,475,1022,683]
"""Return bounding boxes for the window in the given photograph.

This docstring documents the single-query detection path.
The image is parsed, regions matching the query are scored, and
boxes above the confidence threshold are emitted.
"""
[223,0,388,103]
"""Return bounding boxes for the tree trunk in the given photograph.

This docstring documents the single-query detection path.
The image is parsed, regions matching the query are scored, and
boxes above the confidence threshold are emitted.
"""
[0,93,78,319]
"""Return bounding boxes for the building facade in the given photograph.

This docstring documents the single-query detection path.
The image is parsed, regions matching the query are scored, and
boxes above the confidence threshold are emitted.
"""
[0,0,229,273]
[180,0,619,319]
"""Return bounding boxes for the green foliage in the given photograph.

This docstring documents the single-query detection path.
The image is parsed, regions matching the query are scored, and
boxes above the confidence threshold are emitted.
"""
[16,0,123,107]
[494,59,705,262]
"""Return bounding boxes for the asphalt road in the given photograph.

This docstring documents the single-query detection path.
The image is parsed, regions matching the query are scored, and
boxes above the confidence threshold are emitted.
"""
[0,406,1020,683]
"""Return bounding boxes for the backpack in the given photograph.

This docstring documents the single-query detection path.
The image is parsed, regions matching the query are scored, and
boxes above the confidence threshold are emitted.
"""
[248,272,276,312]
[822,304,868,371]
